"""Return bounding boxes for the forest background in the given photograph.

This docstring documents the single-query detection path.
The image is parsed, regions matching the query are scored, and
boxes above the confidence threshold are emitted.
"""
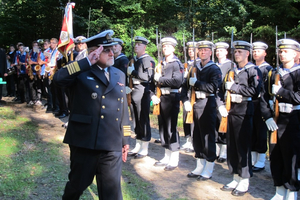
[0,0,300,65]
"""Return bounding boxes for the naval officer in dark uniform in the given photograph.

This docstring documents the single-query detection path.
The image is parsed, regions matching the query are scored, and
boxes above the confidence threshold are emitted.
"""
[54,30,131,200]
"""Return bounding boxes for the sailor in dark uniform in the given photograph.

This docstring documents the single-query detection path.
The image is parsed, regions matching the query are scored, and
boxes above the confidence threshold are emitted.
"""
[261,38,300,200]
[251,41,273,172]
[127,36,155,158]
[181,41,200,153]
[182,41,222,180]
[54,30,131,200]
[112,38,129,76]
[220,41,262,196]
[214,42,232,163]
[153,37,183,171]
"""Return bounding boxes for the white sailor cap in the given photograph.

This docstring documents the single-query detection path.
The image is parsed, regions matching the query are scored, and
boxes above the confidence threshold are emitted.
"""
[112,38,124,46]
[198,41,215,49]
[74,36,87,44]
[252,42,268,50]
[186,41,198,48]
[161,37,178,47]
[215,42,229,49]
[233,41,252,51]
[81,30,117,48]
[134,36,149,45]
[277,39,300,52]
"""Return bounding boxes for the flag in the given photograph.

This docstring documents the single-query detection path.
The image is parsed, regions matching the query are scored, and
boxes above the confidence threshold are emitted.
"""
[57,2,75,62]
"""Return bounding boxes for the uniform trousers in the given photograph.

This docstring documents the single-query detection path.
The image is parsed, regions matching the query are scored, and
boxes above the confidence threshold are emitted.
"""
[131,83,151,141]
[270,111,300,191]
[193,97,217,162]
[158,93,180,151]
[251,100,268,153]
[227,102,253,178]
[62,145,123,200]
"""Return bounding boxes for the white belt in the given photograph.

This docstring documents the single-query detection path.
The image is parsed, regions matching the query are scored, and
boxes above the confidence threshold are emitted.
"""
[230,94,252,103]
[278,103,300,113]
[132,78,142,85]
[195,91,214,99]
[161,87,179,95]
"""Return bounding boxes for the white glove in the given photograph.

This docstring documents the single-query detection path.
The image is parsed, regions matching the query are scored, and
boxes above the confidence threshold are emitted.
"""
[269,100,274,112]
[189,72,197,86]
[151,95,160,105]
[125,86,132,94]
[225,77,234,90]
[154,73,161,82]
[218,105,228,117]
[265,118,278,131]
[272,81,282,95]
[184,68,188,78]
[184,101,192,112]
[127,64,134,75]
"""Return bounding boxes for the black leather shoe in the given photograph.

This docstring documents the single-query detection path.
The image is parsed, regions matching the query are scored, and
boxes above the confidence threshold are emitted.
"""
[164,165,177,171]
[154,139,161,143]
[197,175,211,181]
[154,161,167,167]
[252,166,265,172]
[185,148,195,153]
[220,185,235,191]
[187,172,200,178]
[58,113,68,119]
[231,189,247,196]
[217,158,226,163]
[134,154,147,159]
[52,109,60,114]
[127,152,137,156]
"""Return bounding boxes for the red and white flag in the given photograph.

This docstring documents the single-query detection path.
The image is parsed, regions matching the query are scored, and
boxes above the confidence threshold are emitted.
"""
[58,2,75,62]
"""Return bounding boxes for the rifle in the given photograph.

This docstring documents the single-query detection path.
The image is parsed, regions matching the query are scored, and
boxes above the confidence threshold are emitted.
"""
[212,32,214,62]
[127,26,134,106]
[270,26,280,144]
[183,34,188,69]
[186,28,196,124]
[250,33,253,62]
[218,29,235,133]
[153,29,162,115]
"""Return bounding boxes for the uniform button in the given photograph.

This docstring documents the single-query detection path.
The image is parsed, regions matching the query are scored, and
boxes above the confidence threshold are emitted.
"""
[102,96,105,99]
[116,118,119,121]
[117,108,120,111]
[102,105,105,109]
[96,85,99,88]
[101,115,104,119]
[118,98,120,101]
[121,90,123,93]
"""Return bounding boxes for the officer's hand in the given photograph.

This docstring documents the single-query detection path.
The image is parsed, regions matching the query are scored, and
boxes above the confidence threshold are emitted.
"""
[189,73,197,86]
[154,73,161,82]
[184,68,188,78]
[127,64,134,75]
[218,105,228,117]
[125,86,132,94]
[272,81,282,95]
[184,101,192,112]
[269,100,274,112]
[151,95,160,105]
[265,118,278,131]
[122,144,129,162]
[88,46,103,65]
[225,77,234,90]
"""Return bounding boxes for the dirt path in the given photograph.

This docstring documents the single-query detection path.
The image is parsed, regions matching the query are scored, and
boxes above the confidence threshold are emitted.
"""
[2,96,299,200]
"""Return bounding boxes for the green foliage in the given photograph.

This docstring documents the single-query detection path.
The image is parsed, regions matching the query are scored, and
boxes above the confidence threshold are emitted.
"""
[0,0,300,65]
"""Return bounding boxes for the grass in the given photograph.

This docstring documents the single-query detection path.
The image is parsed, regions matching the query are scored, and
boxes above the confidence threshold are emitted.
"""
[0,106,157,200]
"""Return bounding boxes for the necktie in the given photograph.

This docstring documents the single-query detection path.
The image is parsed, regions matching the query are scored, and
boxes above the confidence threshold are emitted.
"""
[100,69,109,85]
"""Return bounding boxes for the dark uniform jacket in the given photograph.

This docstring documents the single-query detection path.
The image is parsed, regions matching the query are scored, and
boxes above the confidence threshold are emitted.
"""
[53,58,131,152]
[114,53,129,76]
